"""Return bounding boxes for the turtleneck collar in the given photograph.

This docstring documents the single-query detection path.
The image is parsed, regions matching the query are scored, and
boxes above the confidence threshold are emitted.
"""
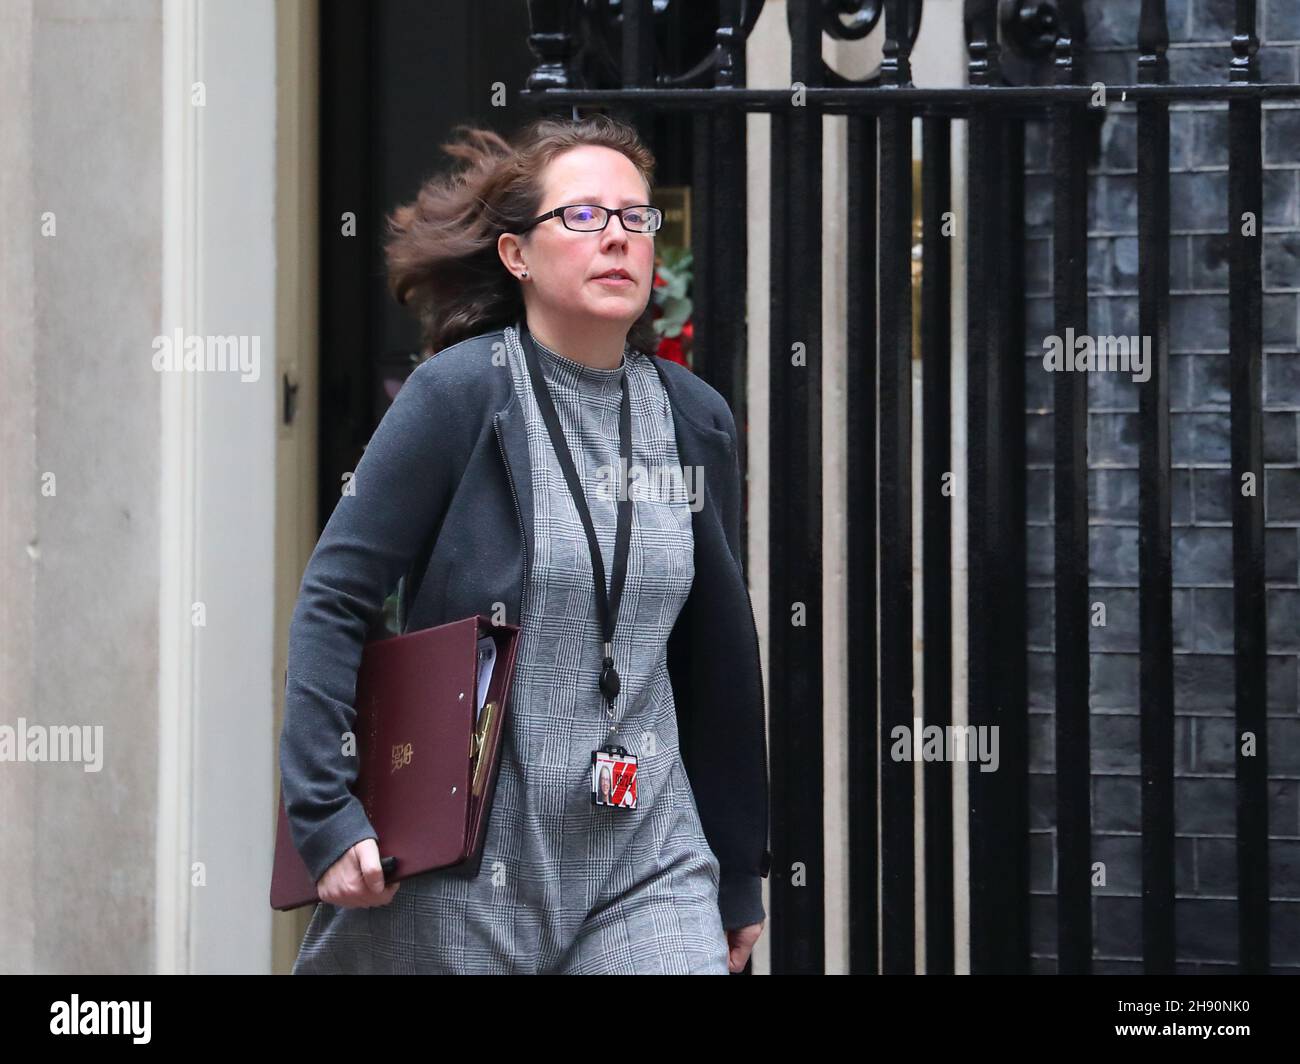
[531,331,628,394]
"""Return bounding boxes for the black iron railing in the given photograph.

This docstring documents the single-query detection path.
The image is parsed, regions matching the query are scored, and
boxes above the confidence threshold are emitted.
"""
[519,0,1287,976]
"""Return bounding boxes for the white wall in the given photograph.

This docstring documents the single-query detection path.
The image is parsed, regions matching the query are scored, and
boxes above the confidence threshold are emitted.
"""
[158,0,278,973]
[1,0,166,975]
[0,0,279,974]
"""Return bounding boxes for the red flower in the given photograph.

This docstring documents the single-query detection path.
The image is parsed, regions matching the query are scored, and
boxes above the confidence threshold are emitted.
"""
[651,264,692,369]
[656,333,687,366]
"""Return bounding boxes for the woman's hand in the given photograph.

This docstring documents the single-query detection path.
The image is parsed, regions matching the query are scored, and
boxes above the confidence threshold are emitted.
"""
[316,838,400,908]
[725,920,764,972]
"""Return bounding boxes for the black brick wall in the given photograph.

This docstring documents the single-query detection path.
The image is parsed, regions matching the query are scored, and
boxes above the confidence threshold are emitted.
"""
[1020,0,1299,973]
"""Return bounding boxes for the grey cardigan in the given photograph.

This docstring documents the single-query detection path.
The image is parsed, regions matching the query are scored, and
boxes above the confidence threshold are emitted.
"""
[280,322,772,931]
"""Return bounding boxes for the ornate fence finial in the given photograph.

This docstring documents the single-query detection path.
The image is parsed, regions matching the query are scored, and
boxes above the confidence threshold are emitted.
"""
[1137,0,1170,84]
[965,0,1002,86]
[882,0,915,86]
[1229,0,1259,84]
[526,0,582,92]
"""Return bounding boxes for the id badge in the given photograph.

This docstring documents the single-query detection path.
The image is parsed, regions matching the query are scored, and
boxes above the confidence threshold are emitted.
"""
[591,745,638,809]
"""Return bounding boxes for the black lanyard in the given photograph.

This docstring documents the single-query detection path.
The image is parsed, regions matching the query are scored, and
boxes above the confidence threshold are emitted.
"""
[519,323,632,711]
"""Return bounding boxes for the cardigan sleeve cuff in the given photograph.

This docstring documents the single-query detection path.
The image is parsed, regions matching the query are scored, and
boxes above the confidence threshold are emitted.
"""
[718,870,766,931]
[296,795,380,885]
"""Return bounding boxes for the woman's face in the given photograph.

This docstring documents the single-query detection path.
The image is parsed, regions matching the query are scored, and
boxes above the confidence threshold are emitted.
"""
[517,145,655,331]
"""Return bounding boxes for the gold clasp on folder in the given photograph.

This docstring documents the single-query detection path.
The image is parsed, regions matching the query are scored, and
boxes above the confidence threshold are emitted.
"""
[470,700,497,797]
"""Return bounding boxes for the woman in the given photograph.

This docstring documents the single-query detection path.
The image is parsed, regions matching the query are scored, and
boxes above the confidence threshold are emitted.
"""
[280,113,770,974]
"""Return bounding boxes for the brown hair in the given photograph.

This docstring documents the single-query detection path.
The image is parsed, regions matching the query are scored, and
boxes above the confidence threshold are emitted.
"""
[384,113,660,361]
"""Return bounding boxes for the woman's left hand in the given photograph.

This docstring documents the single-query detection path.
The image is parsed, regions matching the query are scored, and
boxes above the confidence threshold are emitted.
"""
[725,920,765,972]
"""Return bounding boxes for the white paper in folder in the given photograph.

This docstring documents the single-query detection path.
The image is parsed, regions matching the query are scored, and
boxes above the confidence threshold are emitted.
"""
[474,635,497,725]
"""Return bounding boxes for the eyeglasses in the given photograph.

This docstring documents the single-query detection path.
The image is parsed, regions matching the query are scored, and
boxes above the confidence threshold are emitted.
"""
[521,203,662,234]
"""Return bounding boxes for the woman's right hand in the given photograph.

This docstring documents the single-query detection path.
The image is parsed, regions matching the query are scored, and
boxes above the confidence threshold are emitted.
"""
[316,837,400,907]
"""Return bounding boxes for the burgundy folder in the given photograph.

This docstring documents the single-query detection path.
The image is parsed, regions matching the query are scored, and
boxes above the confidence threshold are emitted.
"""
[271,614,521,911]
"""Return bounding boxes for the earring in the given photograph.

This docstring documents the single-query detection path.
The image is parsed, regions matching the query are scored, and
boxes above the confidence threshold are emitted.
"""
[520,270,529,278]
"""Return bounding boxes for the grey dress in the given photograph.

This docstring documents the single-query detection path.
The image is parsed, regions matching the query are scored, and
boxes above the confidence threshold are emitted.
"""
[292,323,729,974]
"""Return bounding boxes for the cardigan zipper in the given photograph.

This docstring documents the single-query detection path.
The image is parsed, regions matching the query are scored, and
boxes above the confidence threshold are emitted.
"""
[494,413,528,626]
